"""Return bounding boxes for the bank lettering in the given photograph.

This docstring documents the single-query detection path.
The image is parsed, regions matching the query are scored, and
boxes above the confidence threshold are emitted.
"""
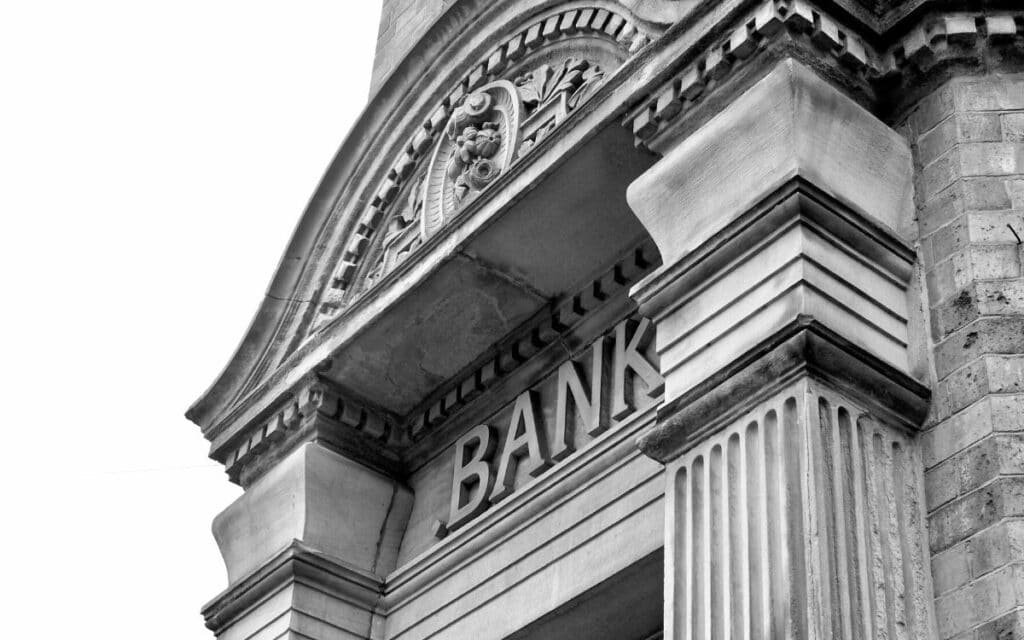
[448,318,662,530]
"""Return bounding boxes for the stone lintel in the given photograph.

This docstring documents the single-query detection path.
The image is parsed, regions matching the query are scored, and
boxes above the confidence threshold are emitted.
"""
[217,378,402,488]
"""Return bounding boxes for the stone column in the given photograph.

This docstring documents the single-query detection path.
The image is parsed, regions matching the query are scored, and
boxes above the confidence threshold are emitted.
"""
[627,59,937,639]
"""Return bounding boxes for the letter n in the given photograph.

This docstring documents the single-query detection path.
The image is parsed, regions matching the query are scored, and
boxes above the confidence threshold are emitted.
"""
[552,336,605,461]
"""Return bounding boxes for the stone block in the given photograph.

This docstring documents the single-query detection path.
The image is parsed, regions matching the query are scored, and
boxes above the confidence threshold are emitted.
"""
[974,607,1024,640]
[950,245,1022,285]
[955,79,1024,112]
[931,216,969,261]
[922,148,961,201]
[931,543,972,595]
[912,84,954,135]
[934,563,1024,639]
[1009,179,1024,209]
[933,287,981,338]
[934,317,1024,379]
[929,477,1024,553]
[963,177,1012,211]
[921,182,966,235]
[926,258,957,305]
[968,212,1024,243]
[969,520,1024,579]
[991,393,1024,431]
[937,356,1024,418]
[919,116,958,166]
[923,397,995,468]
[959,143,1024,177]
[966,278,1024,317]
[1002,113,1024,142]
[926,433,1024,509]
[959,113,1003,143]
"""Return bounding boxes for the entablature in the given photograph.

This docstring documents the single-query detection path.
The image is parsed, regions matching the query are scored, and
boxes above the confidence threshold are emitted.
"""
[189,0,1024,490]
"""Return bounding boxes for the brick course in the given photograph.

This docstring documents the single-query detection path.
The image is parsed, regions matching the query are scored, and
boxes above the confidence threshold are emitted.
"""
[908,75,1024,640]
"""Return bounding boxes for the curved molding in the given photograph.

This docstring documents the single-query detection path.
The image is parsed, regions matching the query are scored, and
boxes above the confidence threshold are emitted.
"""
[317,6,651,323]
[187,1,658,432]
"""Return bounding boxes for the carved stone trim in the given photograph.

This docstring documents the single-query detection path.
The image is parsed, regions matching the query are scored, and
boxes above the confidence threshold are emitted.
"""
[313,6,653,327]
[221,379,394,486]
[625,0,1024,150]
[626,0,880,151]
[217,242,655,482]
[403,241,656,445]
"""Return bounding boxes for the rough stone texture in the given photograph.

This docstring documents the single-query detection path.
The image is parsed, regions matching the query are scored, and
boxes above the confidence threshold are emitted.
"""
[905,75,1024,640]
[372,0,446,95]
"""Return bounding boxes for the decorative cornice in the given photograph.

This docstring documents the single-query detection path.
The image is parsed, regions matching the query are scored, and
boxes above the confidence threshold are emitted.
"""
[220,378,396,486]
[214,239,655,484]
[626,0,880,150]
[625,1,1024,149]
[403,241,657,446]
[637,318,931,464]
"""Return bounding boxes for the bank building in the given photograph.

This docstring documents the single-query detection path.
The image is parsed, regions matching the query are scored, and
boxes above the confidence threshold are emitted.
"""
[187,1,1024,638]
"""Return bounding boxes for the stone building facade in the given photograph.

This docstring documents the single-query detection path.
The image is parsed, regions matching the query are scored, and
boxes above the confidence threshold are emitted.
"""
[188,2,1024,639]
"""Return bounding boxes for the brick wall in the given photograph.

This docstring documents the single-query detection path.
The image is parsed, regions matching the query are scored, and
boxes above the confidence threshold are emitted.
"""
[371,0,447,95]
[906,76,1024,640]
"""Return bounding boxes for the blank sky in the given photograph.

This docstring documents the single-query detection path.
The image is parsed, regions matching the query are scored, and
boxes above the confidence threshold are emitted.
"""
[1,2,381,637]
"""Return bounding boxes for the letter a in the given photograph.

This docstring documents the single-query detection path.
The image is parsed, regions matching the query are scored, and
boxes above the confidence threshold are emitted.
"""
[490,390,551,503]
[611,317,664,419]
[448,424,497,530]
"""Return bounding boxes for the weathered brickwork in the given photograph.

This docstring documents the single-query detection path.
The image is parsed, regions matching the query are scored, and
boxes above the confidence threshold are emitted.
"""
[907,76,1024,640]
[372,0,445,94]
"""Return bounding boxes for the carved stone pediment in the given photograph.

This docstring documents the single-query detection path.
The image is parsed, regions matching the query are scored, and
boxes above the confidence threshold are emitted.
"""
[350,53,615,299]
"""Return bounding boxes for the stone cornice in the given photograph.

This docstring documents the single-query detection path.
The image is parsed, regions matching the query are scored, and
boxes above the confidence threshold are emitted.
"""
[625,0,1024,148]
[400,242,656,452]
[214,240,656,486]
[189,0,1024,485]
[217,378,401,486]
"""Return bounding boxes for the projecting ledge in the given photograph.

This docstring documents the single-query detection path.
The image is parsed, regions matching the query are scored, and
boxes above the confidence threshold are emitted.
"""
[625,58,927,462]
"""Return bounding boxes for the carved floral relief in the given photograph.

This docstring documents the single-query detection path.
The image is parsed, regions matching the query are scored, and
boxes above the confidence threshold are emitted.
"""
[360,56,607,287]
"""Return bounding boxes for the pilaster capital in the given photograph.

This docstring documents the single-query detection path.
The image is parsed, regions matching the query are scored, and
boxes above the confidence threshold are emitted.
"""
[626,59,929,464]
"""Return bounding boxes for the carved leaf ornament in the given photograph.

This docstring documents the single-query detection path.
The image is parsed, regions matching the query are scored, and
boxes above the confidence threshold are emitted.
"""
[362,57,606,288]
[305,7,656,333]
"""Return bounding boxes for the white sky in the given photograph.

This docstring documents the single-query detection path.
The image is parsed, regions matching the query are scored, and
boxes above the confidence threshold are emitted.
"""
[1,2,381,637]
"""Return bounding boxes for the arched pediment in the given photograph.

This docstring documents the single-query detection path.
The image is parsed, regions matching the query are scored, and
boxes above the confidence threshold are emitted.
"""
[187,1,662,443]
[312,5,654,327]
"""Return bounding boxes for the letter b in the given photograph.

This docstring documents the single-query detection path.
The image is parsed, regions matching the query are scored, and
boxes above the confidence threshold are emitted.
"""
[448,424,497,530]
